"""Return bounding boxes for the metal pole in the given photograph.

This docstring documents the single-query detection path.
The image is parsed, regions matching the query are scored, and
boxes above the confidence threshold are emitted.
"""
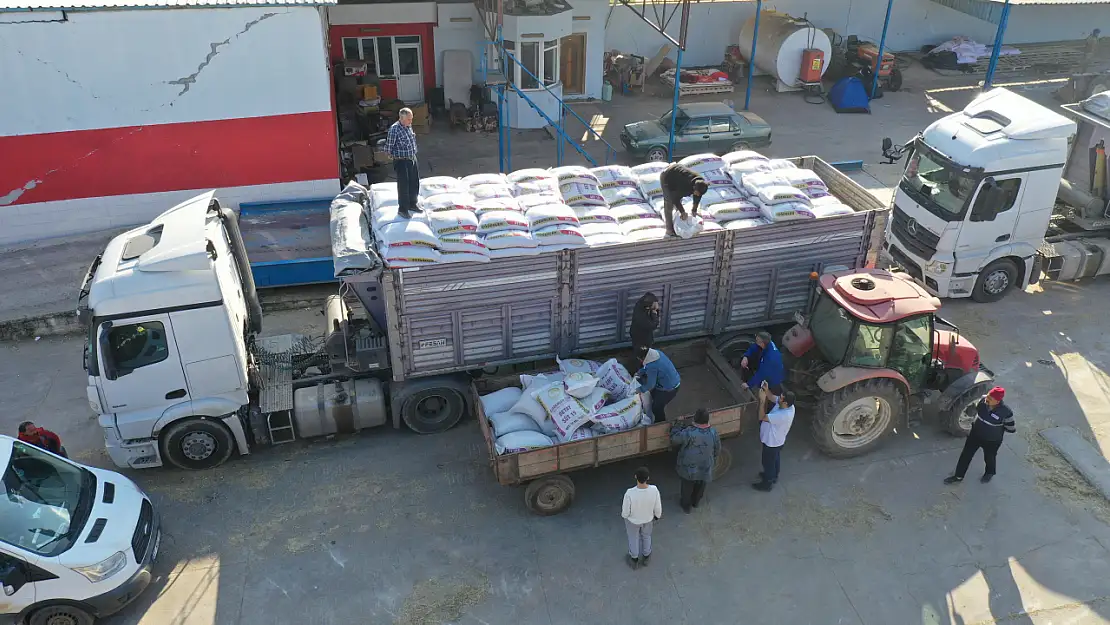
[557,104,565,166]
[744,0,762,110]
[984,0,1012,89]
[668,47,683,160]
[497,85,506,173]
[871,0,894,100]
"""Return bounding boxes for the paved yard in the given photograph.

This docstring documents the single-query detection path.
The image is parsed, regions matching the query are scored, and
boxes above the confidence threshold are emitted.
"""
[3,274,1110,625]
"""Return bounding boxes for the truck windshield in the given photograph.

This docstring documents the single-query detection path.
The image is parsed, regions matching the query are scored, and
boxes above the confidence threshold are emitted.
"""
[809,294,854,364]
[1,441,95,557]
[899,143,978,221]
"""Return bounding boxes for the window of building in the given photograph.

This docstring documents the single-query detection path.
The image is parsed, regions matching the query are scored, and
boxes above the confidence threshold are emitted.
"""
[341,36,402,78]
[503,39,559,90]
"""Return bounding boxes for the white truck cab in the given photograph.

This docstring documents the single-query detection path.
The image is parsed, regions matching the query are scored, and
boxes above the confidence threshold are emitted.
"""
[1,435,159,624]
[884,88,1077,302]
[79,192,262,471]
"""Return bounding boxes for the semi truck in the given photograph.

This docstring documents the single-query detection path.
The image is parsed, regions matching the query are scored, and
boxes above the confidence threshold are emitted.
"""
[880,87,1110,302]
[77,156,988,472]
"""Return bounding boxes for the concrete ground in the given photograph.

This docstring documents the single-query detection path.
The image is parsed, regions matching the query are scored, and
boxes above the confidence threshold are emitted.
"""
[3,276,1110,625]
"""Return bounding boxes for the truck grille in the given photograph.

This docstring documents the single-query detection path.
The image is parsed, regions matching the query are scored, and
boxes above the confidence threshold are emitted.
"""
[889,245,924,282]
[131,500,154,562]
[890,205,940,259]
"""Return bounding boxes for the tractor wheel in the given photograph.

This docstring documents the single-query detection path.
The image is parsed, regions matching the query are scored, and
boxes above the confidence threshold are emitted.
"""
[940,382,991,437]
[888,67,904,92]
[810,378,903,458]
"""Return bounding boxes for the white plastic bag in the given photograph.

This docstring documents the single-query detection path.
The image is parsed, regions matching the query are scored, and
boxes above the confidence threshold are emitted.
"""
[478,210,530,234]
[420,192,477,213]
[495,430,554,454]
[620,217,667,235]
[463,173,507,187]
[424,209,480,236]
[563,371,599,398]
[573,206,618,225]
[722,150,768,166]
[534,384,591,439]
[473,197,522,216]
[756,185,813,206]
[419,176,465,198]
[532,225,586,248]
[558,357,600,375]
[438,233,488,254]
[766,159,798,170]
[560,182,607,208]
[596,358,636,401]
[380,243,441,267]
[481,387,523,414]
[483,229,538,249]
[725,217,768,230]
[709,200,761,222]
[439,250,490,264]
[674,214,704,239]
[379,220,440,249]
[680,153,727,174]
[526,204,580,230]
[470,184,515,201]
[489,411,542,438]
[551,165,599,186]
[592,395,644,434]
[759,200,815,222]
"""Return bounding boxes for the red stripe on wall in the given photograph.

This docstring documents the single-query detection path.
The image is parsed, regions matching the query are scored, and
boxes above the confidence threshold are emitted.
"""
[1,112,338,206]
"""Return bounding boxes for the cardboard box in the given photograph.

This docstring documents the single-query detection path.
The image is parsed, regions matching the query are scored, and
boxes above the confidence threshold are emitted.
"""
[360,84,379,100]
[412,121,431,135]
[409,103,430,125]
[350,144,374,170]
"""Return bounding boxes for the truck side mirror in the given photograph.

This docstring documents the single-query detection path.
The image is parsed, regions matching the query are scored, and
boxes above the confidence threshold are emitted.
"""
[98,321,118,381]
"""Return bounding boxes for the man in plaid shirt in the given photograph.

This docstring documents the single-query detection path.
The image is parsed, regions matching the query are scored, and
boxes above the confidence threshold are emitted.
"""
[387,108,421,218]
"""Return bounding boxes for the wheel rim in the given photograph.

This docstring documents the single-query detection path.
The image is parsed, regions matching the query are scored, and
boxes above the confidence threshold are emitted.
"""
[181,431,217,461]
[647,149,667,162]
[535,482,570,512]
[957,398,978,432]
[45,612,80,625]
[831,396,892,449]
[414,393,452,426]
[984,269,1010,295]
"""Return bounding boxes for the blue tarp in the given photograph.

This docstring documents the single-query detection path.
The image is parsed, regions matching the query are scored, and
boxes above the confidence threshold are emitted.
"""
[829,77,871,114]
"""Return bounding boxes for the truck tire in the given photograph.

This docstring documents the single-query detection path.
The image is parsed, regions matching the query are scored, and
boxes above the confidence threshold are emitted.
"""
[393,376,470,434]
[524,475,575,515]
[712,446,733,480]
[29,603,95,625]
[810,378,902,458]
[714,333,756,371]
[971,259,1017,303]
[161,418,236,470]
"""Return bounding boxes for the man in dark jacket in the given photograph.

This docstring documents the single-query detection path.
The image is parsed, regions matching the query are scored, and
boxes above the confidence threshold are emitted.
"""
[17,421,67,458]
[670,408,721,513]
[739,332,785,411]
[944,386,1015,484]
[659,163,709,237]
[636,346,681,422]
[629,292,660,352]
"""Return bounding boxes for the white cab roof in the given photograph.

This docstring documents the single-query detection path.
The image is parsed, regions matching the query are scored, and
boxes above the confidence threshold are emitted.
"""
[87,192,224,318]
[922,87,1076,172]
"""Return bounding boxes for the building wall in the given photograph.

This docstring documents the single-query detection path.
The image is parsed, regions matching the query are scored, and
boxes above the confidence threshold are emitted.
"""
[0,6,338,245]
[605,0,1110,69]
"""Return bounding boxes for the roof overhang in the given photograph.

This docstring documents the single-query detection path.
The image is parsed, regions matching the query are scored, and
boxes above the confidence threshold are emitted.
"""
[927,0,1110,25]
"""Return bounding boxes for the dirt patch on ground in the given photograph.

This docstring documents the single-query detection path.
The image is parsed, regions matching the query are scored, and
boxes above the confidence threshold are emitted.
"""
[1025,428,1110,526]
[395,573,490,625]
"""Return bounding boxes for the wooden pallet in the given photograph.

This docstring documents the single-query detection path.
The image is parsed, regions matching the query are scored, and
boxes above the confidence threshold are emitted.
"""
[660,73,735,96]
[966,40,1106,76]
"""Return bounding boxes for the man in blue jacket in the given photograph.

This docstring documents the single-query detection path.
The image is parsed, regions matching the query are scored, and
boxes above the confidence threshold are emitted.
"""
[636,346,681,422]
[740,331,785,398]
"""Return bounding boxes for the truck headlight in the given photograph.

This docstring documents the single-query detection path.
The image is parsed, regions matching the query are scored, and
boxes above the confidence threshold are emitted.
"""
[72,551,128,583]
[925,260,950,275]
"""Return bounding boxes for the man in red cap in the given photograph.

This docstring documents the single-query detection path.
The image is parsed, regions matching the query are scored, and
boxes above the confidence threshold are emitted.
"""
[945,387,1014,484]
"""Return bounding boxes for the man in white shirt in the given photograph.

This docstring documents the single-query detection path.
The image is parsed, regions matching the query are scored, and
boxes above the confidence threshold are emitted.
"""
[753,384,796,492]
[622,466,662,569]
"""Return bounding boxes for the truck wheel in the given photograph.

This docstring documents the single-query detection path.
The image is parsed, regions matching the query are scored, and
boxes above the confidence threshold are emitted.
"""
[712,446,733,479]
[400,387,467,434]
[811,378,902,458]
[646,147,668,162]
[161,418,235,470]
[972,259,1017,303]
[524,475,575,515]
[714,333,755,371]
[29,604,95,625]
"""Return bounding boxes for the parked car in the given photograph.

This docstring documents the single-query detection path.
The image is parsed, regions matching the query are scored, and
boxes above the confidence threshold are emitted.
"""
[620,102,772,162]
[1,435,160,625]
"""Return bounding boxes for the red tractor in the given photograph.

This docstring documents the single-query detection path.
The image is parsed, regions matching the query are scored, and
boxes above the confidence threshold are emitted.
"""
[719,269,994,458]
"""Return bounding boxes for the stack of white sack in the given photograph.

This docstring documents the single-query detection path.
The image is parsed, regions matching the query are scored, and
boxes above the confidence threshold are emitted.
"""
[754,185,816,222]
[612,203,667,241]
[679,153,735,191]
[368,184,405,232]
[419,194,488,264]
[809,194,855,218]
[779,168,831,199]
[552,166,606,210]
[591,165,647,208]
[508,168,561,198]
[722,150,769,167]
[376,219,442,267]
[573,205,626,247]
[699,185,760,225]
[765,158,798,171]
[462,173,514,202]
[527,202,586,251]
[631,162,668,207]
[418,176,467,200]
[727,160,774,194]
[475,197,538,258]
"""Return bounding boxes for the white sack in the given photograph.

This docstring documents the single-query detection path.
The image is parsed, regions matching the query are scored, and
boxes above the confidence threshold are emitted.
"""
[723,150,769,166]
[626,227,666,242]
[755,185,813,206]
[424,209,480,236]
[511,382,551,424]
[611,203,658,224]
[495,430,554,454]
[679,153,727,174]
[724,218,767,230]
[489,411,542,438]
[585,232,628,247]
[596,358,636,401]
[371,186,399,211]
[470,184,515,201]
[419,176,465,198]
[573,206,618,225]
[482,229,538,249]
[463,173,507,187]
[533,225,586,248]
[380,243,441,267]
[563,371,599,398]
[526,204,580,230]
[558,357,600,375]
[474,197,522,216]
[765,159,798,170]
[580,387,609,413]
[534,384,591,439]
[759,201,815,222]
[438,233,488,254]
[513,181,562,197]
[379,220,440,248]
[620,217,667,235]
[478,210,530,234]
[579,221,622,237]
[708,200,761,222]
[600,182,647,207]
[811,202,855,218]
[591,165,635,185]
[490,246,542,259]
[551,165,599,186]
[517,192,563,211]
[481,387,523,414]
[420,192,477,213]
[702,168,735,188]
[371,204,408,231]
[439,250,490,264]
[700,186,748,207]
[521,372,564,389]
[630,162,669,177]
[592,395,645,434]
[560,182,606,208]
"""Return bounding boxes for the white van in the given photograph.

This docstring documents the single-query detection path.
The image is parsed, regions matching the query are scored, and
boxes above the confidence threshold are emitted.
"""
[0,435,160,624]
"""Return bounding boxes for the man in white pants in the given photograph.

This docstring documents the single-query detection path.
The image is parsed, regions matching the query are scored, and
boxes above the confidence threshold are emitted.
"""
[622,466,662,569]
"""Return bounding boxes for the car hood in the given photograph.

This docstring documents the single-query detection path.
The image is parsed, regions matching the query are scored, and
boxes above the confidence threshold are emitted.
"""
[624,120,665,141]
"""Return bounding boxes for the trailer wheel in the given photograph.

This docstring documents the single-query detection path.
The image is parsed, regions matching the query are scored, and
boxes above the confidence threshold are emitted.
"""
[161,418,235,470]
[400,386,467,434]
[712,447,733,480]
[972,259,1017,303]
[524,475,576,516]
[811,378,902,458]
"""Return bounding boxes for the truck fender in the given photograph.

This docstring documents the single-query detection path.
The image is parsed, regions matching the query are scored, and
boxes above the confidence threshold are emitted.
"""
[153,397,250,455]
[976,243,1038,287]
[817,366,910,396]
[937,369,994,413]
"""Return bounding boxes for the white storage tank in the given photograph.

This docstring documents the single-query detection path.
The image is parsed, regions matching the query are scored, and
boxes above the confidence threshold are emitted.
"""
[739,11,832,93]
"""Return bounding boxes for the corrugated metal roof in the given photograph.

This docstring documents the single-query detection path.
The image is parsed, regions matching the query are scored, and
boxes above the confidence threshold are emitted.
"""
[929,0,1110,24]
[0,0,334,11]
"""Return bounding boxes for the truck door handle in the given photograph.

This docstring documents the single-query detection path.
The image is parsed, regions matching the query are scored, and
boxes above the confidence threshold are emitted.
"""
[995,234,1010,242]
[165,389,187,399]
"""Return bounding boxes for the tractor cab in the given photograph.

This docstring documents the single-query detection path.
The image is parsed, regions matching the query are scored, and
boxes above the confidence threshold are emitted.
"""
[781,269,993,458]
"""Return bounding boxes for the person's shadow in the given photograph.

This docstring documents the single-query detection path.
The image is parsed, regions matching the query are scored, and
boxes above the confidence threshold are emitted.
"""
[949,558,1036,625]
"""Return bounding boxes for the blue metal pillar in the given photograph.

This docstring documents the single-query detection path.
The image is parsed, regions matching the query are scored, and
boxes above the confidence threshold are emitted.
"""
[744,0,762,110]
[557,104,565,166]
[497,85,507,173]
[984,0,1012,89]
[870,0,894,99]
[668,48,683,160]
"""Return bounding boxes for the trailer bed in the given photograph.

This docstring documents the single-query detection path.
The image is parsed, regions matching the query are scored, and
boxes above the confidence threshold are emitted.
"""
[239,198,336,288]
[474,339,755,488]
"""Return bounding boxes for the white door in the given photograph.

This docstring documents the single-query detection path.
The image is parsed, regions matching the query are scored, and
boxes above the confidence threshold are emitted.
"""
[395,37,424,103]
[953,175,1025,276]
